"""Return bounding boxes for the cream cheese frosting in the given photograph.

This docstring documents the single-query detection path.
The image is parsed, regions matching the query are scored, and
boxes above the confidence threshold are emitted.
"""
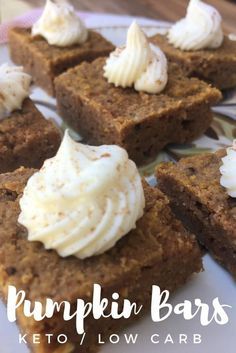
[228,33,236,42]
[220,140,236,198]
[32,0,88,47]
[103,21,168,94]
[0,64,31,120]
[168,0,224,51]
[18,130,145,259]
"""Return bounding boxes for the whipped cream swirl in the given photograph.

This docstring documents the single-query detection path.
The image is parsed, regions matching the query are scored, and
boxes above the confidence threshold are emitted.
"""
[220,140,236,198]
[229,33,236,41]
[18,130,145,259]
[32,0,88,47]
[104,21,168,94]
[0,64,31,119]
[168,0,224,51]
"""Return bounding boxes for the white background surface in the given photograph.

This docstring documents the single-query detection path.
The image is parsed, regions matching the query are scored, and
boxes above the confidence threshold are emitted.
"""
[0,19,236,353]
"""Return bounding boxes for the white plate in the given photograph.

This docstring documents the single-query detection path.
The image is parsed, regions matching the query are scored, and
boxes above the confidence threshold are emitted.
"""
[0,20,236,353]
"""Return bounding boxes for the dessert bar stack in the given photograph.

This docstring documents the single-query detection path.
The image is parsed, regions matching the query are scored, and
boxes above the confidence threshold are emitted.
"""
[55,57,220,165]
[0,166,202,353]
[156,148,236,279]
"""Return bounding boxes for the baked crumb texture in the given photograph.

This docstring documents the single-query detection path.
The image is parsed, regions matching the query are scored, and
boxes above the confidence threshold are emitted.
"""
[0,167,202,353]
[151,34,236,90]
[8,28,114,95]
[156,149,236,279]
[0,98,61,173]
[55,57,221,165]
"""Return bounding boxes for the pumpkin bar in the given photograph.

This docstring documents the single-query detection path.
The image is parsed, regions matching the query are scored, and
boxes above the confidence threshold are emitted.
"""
[8,28,114,95]
[156,149,236,279]
[150,34,236,90]
[0,167,202,353]
[0,98,61,173]
[55,57,221,165]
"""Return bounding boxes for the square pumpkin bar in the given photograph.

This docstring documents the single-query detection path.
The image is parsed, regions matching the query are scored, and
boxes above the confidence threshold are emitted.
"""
[0,167,202,353]
[156,149,236,279]
[150,34,236,90]
[8,28,114,95]
[0,98,61,173]
[55,57,221,165]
